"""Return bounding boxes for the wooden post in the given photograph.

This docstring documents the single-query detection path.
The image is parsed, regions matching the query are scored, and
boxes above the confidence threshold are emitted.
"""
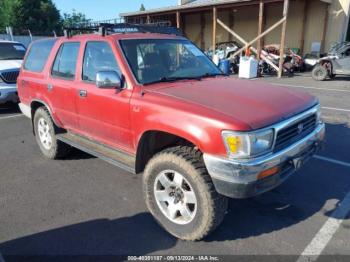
[257,0,264,61]
[176,11,181,67]
[176,11,181,29]
[321,3,329,53]
[228,10,234,42]
[217,19,248,48]
[299,0,308,55]
[217,18,280,71]
[213,6,217,54]
[278,0,289,78]
[200,13,206,50]
[227,17,286,58]
[182,14,186,36]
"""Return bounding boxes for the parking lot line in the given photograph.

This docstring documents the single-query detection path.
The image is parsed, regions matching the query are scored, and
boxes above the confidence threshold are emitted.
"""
[297,190,350,262]
[321,106,350,113]
[0,114,24,120]
[314,155,350,168]
[271,83,350,93]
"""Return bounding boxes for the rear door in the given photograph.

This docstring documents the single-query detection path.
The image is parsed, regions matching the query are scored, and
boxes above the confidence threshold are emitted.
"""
[18,39,57,106]
[48,41,80,130]
[74,40,133,152]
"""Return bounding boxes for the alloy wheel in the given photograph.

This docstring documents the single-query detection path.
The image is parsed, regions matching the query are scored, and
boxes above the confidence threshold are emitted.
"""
[37,117,52,150]
[154,170,197,225]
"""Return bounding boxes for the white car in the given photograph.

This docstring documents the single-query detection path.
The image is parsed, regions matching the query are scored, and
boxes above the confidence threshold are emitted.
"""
[0,40,26,105]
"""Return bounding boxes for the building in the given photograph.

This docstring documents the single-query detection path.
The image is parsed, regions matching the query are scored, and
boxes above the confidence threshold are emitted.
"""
[120,0,350,55]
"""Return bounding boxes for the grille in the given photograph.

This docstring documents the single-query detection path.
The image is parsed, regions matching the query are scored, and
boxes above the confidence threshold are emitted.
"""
[274,114,317,152]
[0,70,20,84]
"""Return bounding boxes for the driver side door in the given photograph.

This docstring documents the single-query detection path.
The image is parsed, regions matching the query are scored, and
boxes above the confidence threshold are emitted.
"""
[74,40,134,152]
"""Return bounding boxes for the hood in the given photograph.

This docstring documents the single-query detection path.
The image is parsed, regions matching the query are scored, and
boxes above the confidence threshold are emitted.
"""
[0,60,23,71]
[147,77,317,130]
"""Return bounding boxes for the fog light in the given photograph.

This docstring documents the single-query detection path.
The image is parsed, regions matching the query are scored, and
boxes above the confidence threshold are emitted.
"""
[258,166,279,180]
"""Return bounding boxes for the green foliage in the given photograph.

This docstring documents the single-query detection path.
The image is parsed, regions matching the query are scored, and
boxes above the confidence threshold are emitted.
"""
[11,0,61,34]
[0,0,92,35]
[62,9,91,28]
[140,4,146,11]
[0,0,17,30]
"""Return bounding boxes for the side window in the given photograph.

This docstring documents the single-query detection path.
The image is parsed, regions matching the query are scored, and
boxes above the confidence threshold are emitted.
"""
[23,39,57,72]
[51,42,80,80]
[82,41,120,82]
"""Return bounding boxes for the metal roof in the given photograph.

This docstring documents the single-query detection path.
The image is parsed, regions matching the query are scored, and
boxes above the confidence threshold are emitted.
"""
[120,0,252,17]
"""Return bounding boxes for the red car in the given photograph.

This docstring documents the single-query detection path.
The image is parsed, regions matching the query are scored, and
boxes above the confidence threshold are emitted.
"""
[17,24,325,240]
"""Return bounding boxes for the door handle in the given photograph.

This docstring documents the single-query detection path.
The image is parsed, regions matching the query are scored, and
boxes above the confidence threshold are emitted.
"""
[47,84,53,92]
[79,90,87,97]
[21,80,28,88]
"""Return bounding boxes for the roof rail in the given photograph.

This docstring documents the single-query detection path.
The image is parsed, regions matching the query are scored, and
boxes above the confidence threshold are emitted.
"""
[63,20,182,38]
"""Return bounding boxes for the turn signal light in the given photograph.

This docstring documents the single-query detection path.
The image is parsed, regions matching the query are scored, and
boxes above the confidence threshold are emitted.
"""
[258,166,280,180]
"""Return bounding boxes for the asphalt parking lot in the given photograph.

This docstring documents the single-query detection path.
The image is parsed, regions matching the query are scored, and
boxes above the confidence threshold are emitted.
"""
[0,73,349,261]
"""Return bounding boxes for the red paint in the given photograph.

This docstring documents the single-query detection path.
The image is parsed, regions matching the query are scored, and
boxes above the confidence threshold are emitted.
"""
[18,33,317,158]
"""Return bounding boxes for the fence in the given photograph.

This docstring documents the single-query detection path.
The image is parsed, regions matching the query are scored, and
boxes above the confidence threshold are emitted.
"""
[0,34,51,47]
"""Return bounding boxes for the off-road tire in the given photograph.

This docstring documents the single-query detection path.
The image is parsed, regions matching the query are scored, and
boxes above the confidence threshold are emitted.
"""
[33,107,71,159]
[143,146,228,241]
[312,65,328,81]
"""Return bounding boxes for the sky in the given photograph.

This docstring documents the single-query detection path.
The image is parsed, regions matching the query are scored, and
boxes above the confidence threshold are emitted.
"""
[53,0,177,21]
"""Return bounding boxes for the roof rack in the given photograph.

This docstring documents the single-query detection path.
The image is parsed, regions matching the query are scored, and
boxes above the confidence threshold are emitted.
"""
[63,20,183,38]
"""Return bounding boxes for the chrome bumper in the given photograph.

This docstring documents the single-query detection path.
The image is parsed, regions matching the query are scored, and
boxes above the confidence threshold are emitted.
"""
[203,122,325,198]
[0,84,18,104]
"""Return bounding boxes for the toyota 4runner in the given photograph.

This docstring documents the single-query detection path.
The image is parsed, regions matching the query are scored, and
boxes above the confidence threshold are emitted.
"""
[18,24,325,241]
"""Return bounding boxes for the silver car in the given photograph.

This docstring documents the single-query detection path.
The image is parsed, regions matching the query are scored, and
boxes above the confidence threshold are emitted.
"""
[0,40,26,104]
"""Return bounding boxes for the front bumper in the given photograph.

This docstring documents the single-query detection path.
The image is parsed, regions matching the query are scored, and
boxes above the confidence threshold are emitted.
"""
[203,122,325,198]
[0,84,18,104]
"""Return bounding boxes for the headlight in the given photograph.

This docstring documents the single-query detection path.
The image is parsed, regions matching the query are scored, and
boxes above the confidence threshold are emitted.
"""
[316,105,322,123]
[222,129,274,159]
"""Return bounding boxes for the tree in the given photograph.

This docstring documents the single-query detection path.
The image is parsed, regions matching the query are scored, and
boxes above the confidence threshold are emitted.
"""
[0,0,92,35]
[140,4,146,11]
[0,0,17,30]
[10,0,61,34]
[62,9,91,28]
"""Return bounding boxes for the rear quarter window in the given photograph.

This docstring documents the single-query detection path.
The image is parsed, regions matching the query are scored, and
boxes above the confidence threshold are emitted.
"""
[23,39,57,72]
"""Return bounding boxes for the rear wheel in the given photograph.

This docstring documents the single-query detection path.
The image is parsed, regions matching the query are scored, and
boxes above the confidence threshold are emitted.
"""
[33,107,71,159]
[312,65,328,81]
[143,146,228,241]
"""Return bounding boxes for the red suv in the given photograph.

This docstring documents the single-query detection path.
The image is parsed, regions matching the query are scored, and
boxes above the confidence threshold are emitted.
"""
[17,24,325,241]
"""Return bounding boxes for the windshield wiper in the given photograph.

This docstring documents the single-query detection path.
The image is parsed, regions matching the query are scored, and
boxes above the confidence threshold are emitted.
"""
[0,57,24,60]
[200,72,226,78]
[144,76,202,85]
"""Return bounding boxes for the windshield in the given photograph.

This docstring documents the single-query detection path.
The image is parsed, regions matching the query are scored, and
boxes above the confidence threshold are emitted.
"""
[120,39,223,85]
[0,42,26,60]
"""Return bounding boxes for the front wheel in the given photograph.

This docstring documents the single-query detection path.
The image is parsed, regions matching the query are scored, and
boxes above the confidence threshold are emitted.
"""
[312,65,328,81]
[143,146,228,241]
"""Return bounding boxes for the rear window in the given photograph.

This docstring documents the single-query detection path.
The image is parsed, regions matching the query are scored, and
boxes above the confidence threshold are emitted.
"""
[23,39,57,72]
[52,42,80,80]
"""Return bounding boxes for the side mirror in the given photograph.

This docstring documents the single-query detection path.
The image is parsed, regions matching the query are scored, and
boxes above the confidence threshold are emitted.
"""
[96,71,123,89]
